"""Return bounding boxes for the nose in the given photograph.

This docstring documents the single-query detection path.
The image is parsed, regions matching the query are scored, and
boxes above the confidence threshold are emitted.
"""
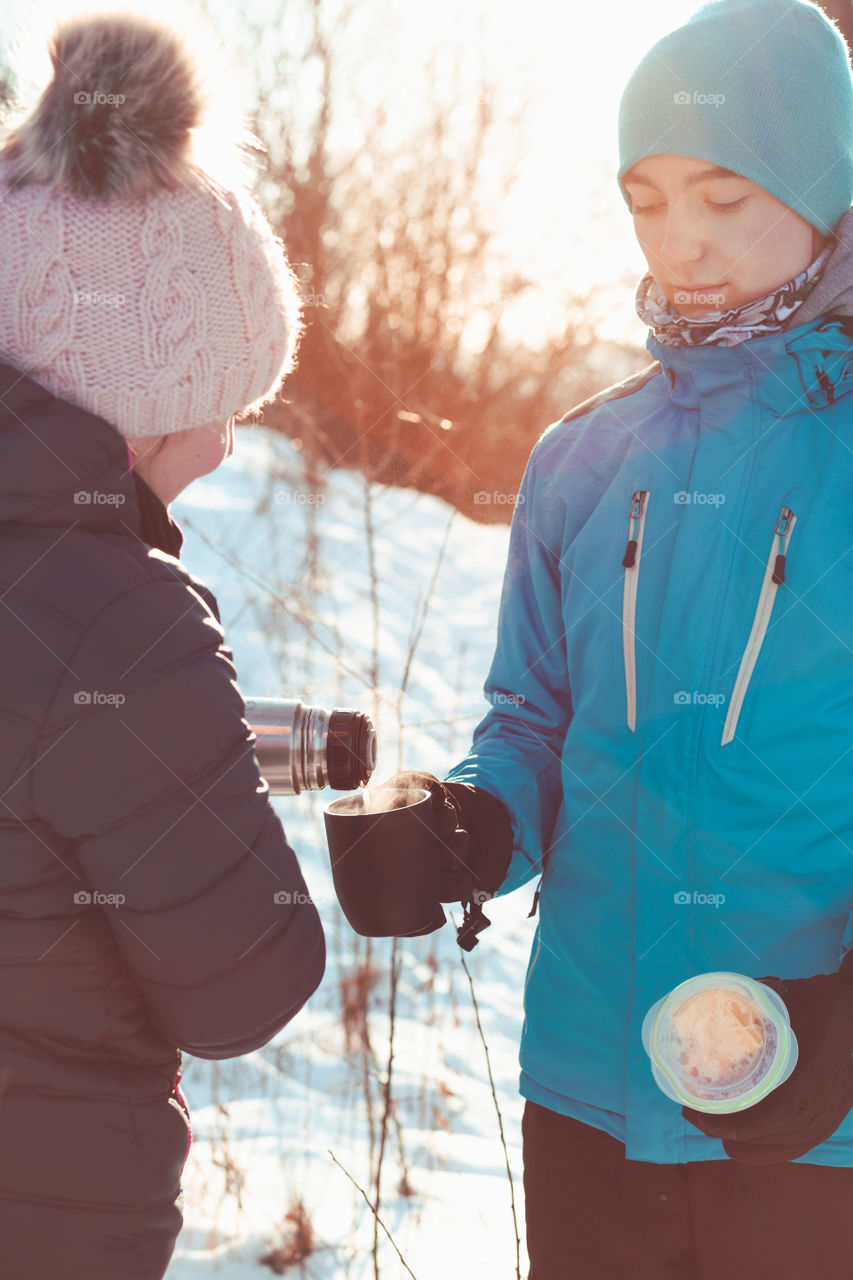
[658,210,705,273]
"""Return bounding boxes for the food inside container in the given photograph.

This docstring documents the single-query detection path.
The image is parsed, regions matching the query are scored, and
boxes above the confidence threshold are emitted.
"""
[670,987,767,1091]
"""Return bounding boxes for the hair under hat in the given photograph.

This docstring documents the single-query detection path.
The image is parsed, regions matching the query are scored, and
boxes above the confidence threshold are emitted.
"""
[617,0,853,237]
[0,7,302,440]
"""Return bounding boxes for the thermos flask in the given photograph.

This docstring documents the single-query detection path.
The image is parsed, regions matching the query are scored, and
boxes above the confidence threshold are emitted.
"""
[245,697,376,795]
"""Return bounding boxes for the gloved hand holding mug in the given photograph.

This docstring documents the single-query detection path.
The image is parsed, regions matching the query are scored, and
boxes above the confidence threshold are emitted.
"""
[380,771,513,949]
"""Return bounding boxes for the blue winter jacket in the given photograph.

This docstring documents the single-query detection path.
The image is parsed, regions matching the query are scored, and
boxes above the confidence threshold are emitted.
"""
[447,234,853,1166]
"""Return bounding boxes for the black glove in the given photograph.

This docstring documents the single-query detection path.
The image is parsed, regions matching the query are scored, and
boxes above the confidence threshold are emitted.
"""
[681,958,853,1164]
[381,770,513,950]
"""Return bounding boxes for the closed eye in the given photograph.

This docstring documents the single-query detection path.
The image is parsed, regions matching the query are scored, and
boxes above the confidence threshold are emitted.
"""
[632,197,750,216]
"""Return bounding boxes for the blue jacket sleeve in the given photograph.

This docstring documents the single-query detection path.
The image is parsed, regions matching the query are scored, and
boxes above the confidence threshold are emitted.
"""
[445,438,572,894]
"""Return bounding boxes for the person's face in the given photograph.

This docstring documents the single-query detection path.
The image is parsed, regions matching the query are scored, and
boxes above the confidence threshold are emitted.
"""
[622,153,828,317]
[130,416,235,507]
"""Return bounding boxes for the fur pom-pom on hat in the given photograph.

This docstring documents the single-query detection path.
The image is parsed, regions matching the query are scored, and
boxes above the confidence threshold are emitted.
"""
[1,14,214,200]
[0,2,264,200]
[0,5,303,441]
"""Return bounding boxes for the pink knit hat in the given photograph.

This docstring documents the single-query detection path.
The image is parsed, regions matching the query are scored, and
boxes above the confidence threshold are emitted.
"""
[0,9,302,441]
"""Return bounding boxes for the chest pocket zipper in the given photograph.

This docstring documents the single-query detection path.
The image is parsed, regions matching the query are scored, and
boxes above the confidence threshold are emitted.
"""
[622,490,650,732]
[721,505,797,746]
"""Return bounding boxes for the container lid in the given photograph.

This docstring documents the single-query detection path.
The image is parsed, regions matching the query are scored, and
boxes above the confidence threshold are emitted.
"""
[641,971,798,1113]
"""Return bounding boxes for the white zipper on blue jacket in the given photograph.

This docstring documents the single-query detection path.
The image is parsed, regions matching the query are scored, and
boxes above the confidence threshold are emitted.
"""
[621,490,650,732]
[721,505,797,746]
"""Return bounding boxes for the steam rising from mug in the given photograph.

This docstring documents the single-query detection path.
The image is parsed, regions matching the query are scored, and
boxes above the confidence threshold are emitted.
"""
[331,787,426,815]
[245,697,376,794]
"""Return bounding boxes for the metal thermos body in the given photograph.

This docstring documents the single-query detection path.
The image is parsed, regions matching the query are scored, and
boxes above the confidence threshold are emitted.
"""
[245,697,376,795]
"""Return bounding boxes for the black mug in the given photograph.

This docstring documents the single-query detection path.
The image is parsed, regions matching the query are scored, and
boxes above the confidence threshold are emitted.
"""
[323,787,446,937]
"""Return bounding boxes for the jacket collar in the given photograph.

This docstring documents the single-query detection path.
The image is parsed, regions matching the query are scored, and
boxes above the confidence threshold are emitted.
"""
[132,471,184,557]
[646,315,853,418]
[0,359,183,557]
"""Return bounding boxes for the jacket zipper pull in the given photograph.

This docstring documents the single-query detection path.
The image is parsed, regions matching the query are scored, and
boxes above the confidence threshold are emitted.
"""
[622,491,645,567]
[528,875,543,918]
[772,506,793,585]
[815,365,835,405]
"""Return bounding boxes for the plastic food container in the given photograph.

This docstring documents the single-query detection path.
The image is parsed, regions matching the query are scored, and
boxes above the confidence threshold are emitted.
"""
[641,971,799,1114]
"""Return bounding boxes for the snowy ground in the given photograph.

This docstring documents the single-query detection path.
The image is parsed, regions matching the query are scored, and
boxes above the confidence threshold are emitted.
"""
[164,426,538,1279]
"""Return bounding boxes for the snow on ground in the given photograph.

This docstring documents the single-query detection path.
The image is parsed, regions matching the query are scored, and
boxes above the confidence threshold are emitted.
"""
[164,426,539,1279]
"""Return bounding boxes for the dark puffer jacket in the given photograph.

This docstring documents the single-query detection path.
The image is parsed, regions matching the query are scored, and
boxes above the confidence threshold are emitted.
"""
[0,361,325,1246]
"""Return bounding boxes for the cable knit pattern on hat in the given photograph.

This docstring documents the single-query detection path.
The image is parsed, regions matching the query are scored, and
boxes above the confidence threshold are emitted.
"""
[18,186,77,370]
[0,12,302,440]
[0,162,302,439]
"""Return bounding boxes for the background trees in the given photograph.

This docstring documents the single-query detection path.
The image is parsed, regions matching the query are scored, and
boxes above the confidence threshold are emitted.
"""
[231,0,649,522]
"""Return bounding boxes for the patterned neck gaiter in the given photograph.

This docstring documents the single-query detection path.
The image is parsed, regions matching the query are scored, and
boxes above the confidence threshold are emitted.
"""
[635,245,833,347]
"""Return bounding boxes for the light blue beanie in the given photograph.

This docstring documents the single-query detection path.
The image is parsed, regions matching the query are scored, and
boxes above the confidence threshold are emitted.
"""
[617,0,853,236]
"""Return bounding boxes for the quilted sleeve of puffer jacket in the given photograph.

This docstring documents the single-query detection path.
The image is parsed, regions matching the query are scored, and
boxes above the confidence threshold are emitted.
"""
[27,562,326,1060]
